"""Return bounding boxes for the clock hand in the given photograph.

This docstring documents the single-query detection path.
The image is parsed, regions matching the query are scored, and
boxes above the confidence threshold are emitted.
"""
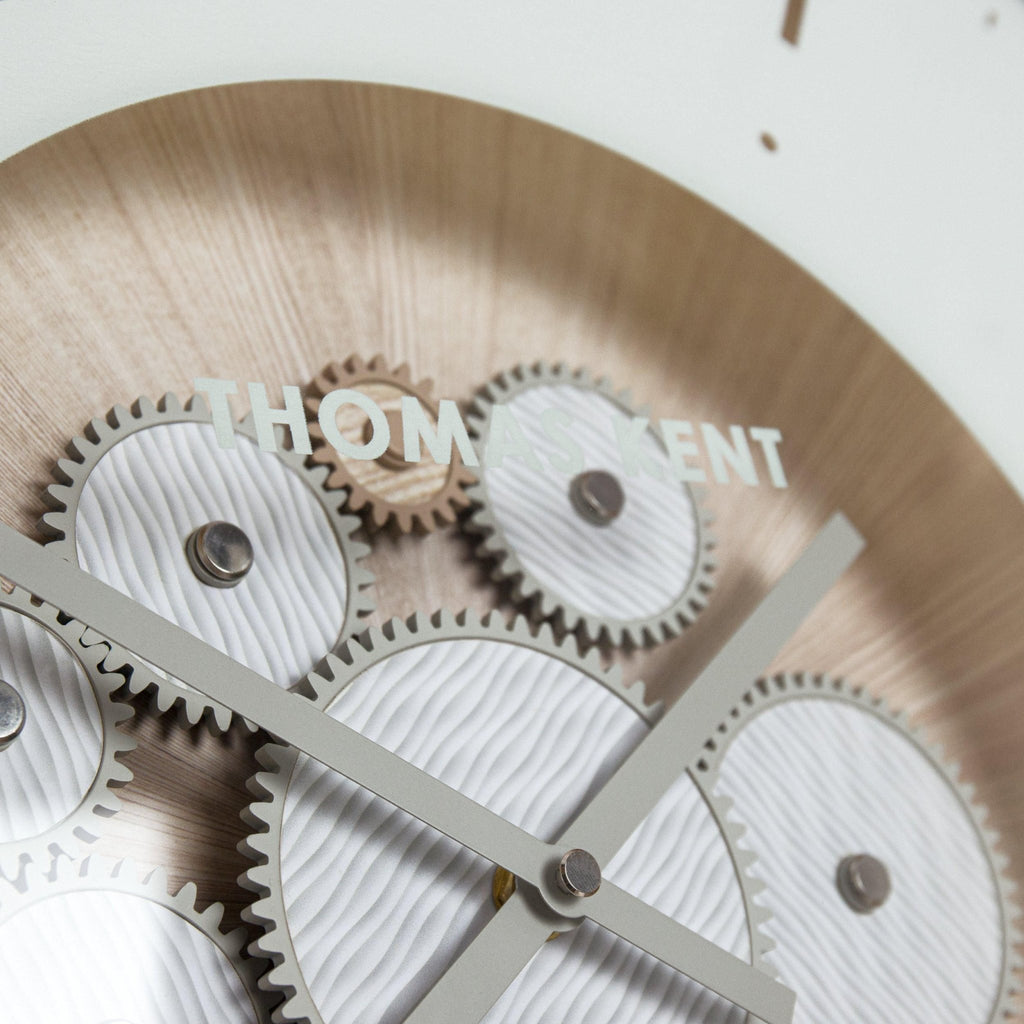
[0,523,795,1021]
[561,511,864,863]
[404,890,555,1024]
[0,522,549,883]
[406,879,794,1024]
[405,513,861,1024]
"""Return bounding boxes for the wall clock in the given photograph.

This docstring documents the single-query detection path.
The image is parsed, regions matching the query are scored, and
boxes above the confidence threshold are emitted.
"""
[0,51,1021,1024]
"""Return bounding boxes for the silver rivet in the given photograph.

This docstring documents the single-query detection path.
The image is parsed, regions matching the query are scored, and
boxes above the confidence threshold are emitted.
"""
[569,470,626,526]
[557,848,602,898]
[837,853,891,913]
[185,522,255,588]
[0,678,26,752]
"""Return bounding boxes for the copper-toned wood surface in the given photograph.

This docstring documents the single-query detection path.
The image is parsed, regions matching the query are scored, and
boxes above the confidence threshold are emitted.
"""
[0,81,1021,999]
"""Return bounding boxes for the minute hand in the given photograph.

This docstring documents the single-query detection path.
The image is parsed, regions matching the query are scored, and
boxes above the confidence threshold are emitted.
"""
[561,512,864,864]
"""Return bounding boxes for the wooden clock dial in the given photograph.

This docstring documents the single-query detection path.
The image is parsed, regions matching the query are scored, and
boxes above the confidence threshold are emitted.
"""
[0,80,1020,1019]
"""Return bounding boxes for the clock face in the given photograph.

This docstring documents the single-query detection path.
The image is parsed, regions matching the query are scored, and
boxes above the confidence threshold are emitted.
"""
[0,80,1021,1023]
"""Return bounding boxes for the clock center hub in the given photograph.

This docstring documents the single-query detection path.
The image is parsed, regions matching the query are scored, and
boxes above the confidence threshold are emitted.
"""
[0,677,26,751]
[569,470,625,526]
[185,521,255,588]
[556,847,602,898]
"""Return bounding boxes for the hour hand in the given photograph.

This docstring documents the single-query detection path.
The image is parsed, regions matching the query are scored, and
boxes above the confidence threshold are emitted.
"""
[562,512,864,863]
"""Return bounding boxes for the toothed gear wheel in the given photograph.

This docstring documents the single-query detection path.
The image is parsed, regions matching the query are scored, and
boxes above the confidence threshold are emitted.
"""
[692,672,1022,1024]
[464,363,714,647]
[41,393,374,732]
[305,355,476,533]
[0,855,272,1023]
[0,587,134,883]
[241,610,770,1024]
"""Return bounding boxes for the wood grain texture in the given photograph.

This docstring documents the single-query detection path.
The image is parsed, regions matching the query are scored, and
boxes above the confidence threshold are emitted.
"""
[0,81,1021,1004]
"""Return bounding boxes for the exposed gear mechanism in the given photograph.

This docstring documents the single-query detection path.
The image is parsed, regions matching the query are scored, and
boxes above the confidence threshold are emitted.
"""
[692,672,1023,1024]
[305,355,476,533]
[241,610,771,1024]
[464,362,715,647]
[0,587,133,882]
[0,855,272,1023]
[40,392,374,731]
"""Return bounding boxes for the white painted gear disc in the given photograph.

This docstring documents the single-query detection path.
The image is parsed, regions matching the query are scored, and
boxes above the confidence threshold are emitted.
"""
[41,393,374,731]
[0,587,134,883]
[464,363,714,647]
[0,855,272,1024]
[692,672,1022,1024]
[242,610,769,1024]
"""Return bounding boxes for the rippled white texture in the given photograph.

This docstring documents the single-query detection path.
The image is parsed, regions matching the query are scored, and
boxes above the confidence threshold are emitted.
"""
[0,608,101,846]
[715,698,1004,1024]
[483,385,698,619]
[0,889,253,1023]
[76,422,347,688]
[281,638,747,1024]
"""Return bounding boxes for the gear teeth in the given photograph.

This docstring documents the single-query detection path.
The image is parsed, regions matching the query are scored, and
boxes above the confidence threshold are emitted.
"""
[1,854,272,1021]
[87,634,240,735]
[464,361,715,649]
[0,588,137,880]
[106,403,132,430]
[239,607,670,1021]
[153,392,180,415]
[40,391,375,732]
[692,670,1022,1024]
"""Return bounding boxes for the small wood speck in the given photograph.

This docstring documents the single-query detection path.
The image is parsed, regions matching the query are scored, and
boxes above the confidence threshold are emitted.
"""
[782,0,807,45]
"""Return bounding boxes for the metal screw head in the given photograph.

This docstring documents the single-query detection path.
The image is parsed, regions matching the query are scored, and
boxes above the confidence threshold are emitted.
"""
[557,848,602,898]
[0,678,26,752]
[185,521,255,588]
[363,408,409,471]
[837,853,891,913]
[569,470,626,526]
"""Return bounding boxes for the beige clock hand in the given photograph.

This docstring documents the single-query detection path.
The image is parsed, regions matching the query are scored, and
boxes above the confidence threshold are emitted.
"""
[562,512,864,864]
[0,523,795,1022]
[406,513,862,1024]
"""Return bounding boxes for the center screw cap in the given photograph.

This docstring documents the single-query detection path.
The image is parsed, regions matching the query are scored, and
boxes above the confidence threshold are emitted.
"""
[0,677,26,752]
[569,470,626,526]
[186,521,255,588]
[557,848,602,898]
